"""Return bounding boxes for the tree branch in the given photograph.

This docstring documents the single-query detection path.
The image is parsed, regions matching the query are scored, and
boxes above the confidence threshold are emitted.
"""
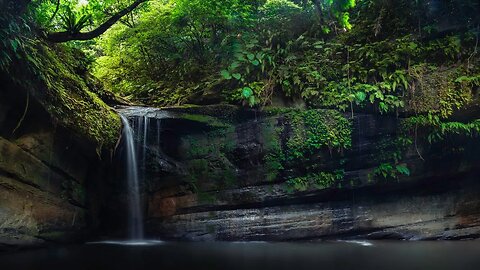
[46,0,147,43]
[48,0,61,24]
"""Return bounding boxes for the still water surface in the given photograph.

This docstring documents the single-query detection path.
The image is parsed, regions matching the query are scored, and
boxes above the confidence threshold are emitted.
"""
[1,240,479,270]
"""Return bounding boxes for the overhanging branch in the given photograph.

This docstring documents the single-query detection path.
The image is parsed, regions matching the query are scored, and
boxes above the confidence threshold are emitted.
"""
[46,0,147,43]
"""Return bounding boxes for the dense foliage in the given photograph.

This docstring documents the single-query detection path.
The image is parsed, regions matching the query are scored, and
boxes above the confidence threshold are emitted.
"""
[23,1,479,114]
[30,0,146,32]
[3,0,480,189]
[60,0,477,114]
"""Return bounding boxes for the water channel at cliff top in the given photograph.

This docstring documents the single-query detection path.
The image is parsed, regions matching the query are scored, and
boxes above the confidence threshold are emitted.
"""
[1,240,480,270]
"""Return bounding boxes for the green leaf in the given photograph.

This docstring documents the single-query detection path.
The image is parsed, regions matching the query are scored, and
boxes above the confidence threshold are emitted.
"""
[396,165,410,176]
[321,26,331,34]
[375,91,384,100]
[355,91,366,102]
[221,70,232,80]
[247,53,255,60]
[9,39,18,52]
[251,60,260,66]
[232,73,242,80]
[242,87,253,98]
[403,79,408,90]
[248,95,256,107]
[379,102,388,113]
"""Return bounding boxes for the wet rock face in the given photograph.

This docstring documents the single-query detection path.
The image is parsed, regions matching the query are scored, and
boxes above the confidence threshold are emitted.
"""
[137,105,480,241]
[0,86,109,250]
[149,175,480,241]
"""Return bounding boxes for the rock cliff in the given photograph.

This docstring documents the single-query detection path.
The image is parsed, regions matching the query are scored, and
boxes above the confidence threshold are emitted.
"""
[118,105,480,241]
[0,39,120,250]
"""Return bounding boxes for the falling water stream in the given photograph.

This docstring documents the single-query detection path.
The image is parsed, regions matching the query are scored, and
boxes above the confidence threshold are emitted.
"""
[120,115,144,240]
[116,107,169,243]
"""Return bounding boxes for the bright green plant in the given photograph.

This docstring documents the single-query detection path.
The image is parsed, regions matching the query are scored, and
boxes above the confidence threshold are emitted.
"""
[0,14,30,73]
[59,6,92,34]
[369,163,410,181]
[285,170,345,193]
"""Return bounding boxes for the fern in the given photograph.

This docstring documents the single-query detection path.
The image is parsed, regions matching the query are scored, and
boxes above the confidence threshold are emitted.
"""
[60,6,92,34]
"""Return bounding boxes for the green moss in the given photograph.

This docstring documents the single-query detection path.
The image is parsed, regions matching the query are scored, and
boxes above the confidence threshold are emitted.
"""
[262,121,284,181]
[406,65,475,118]
[167,104,247,122]
[285,109,352,159]
[182,108,353,191]
[261,108,352,182]
[183,136,209,158]
[223,166,237,187]
[183,124,238,190]
[19,40,121,150]
[188,159,210,182]
[182,125,236,159]
[191,155,236,186]
[180,113,233,128]
[285,170,344,193]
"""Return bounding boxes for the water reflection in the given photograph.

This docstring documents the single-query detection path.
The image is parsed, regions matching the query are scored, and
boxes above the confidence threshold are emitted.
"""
[1,241,480,270]
[87,240,165,246]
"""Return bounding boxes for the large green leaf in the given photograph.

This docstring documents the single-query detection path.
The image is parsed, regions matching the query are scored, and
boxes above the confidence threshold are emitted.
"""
[396,165,410,176]
[355,91,366,102]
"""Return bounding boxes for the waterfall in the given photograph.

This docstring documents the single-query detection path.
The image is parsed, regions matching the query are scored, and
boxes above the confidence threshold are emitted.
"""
[142,116,149,181]
[116,106,170,241]
[120,115,144,240]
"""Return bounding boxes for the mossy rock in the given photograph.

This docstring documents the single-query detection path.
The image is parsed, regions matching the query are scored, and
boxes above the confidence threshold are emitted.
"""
[5,39,121,151]
[164,104,257,123]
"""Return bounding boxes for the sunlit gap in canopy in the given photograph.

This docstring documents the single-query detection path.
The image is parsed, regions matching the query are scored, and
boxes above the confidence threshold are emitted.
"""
[78,0,89,7]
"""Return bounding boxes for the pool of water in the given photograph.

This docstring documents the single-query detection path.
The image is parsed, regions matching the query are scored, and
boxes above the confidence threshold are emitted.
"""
[1,240,479,270]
